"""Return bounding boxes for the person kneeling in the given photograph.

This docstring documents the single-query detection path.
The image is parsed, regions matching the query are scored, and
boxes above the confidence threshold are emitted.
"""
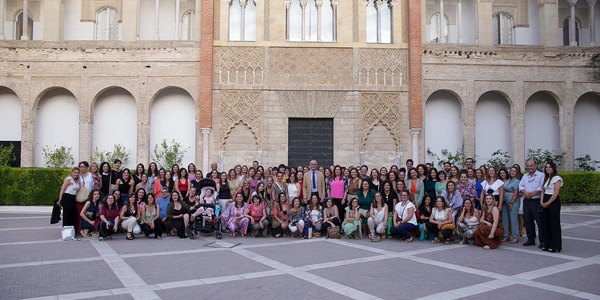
[474,194,504,249]
[390,191,417,242]
[367,192,388,241]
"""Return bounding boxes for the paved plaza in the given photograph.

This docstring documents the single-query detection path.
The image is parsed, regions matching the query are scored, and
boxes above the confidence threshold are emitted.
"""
[0,209,599,300]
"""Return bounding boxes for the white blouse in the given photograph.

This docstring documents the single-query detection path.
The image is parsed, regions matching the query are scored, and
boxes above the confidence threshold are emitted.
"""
[481,179,504,196]
[544,176,563,195]
[395,201,417,225]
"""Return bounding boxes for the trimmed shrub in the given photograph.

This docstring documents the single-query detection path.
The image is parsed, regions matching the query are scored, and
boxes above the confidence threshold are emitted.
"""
[0,167,70,205]
[559,172,600,204]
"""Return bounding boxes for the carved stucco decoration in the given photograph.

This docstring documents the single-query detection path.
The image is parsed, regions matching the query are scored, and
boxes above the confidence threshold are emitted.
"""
[219,91,263,147]
[275,91,347,118]
[360,92,402,151]
[359,48,407,86]
[269,47,353,86]
[214,46,264,85]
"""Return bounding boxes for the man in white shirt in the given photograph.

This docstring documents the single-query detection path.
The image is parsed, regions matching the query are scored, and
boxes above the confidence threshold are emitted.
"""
[519,159,545,248]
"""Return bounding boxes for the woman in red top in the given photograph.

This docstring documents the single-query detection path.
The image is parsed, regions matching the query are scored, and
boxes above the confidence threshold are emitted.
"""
[244,195,267,237]
[98,194,120,241]
[174,168,190,199]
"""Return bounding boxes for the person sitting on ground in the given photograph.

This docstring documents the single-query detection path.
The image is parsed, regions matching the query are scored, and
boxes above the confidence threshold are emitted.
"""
[120,194,141,240]
[79,189,101,238]
[167,191,190,238]
[367,192,388,241]
[98,194,120,241]
[225,192,249,237]
[426,196,455,243]
[140,194,164,239]
[303,194,323,238]
[457,198,480,245]
[474,194,504,249]
[271,193,290,238]
[288,198,305,237]
[391,190,418,242]
[321,198,341,236]
[440,181,463,222]
[418,194,434,241]
[244,194,268,237]
[342,198,362,239]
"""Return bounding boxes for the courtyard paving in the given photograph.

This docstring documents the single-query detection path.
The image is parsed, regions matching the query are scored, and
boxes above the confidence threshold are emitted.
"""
[0,209,599,300]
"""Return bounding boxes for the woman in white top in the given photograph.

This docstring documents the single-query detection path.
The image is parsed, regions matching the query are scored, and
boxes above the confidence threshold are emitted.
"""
[541,162,563,253]
[426,196,454,243]
[479,166,504,210]
[287,172,300,204]
[58,167,81,227]
[367,192,388,241]
[391,190,418,242]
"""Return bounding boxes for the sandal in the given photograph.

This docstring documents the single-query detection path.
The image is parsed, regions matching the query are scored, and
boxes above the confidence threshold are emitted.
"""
[483,245,490,250]
[432,238,439,243]
[404,237,413,243]
[509,238,519,244]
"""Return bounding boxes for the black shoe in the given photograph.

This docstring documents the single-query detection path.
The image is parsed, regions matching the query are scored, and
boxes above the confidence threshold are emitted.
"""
[542,247,549,251]
[523,241,535,246]
[538,243,544,249]
[548,249,561,253]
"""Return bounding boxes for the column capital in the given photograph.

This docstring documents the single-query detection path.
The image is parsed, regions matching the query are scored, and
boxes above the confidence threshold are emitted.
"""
[201,128,211,135]
[588,0,597,6]
[299,0,307,8]
[567,0,578,6]
[284,0,291,9]
[410,128,422,136]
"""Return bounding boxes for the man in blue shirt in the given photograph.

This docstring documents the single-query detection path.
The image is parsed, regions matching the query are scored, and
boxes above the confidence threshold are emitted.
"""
[156,187,171,225]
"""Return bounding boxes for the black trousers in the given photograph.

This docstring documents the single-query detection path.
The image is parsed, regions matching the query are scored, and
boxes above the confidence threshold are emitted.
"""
[141,219,165,237]
[425,222,452,240]
[60,194,77,227]
[523,198,544,245]
[331,198,345,223]
[321,217,341,234]
[541,194,561,251]
[171,218,186,238]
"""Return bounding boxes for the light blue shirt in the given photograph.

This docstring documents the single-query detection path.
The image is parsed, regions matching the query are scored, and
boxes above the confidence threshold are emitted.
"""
[156,196,170,219]
[518,171,544,199]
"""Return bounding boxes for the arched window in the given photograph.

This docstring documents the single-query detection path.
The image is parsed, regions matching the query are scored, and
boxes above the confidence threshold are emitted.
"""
[493,12,514,45]
[15,11,33,40]
[95,7,119,40]
[563,17,580,46]
[429,12,448,43]
[287,0,336,42]
[366,0,392,43]
[181,11,195,41]
[229,0,256,41]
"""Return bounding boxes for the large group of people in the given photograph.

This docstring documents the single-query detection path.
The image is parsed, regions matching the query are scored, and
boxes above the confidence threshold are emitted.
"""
[57,157,563,252]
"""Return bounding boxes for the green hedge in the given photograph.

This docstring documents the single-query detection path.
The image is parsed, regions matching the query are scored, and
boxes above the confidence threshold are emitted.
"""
[559,172,600,204]
[0,168,599,205]
[0,167,70,205]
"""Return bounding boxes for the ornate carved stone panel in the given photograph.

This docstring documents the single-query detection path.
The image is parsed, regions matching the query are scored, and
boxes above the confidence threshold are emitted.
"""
[219,91,263,147]
[275,91,347,118]
[214,47,264,85]
[359,49,407,87]
[268,48,353,87]
[360,92,402,151]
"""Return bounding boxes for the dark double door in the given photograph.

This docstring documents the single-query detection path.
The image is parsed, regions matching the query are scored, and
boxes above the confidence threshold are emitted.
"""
[288,118,333,167]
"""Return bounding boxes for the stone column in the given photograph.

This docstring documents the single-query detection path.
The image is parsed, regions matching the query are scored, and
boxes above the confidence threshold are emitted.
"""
[332,0,338,41]
[0,0,4,39]
[21,0,28,40]
[300,0,307,41]
[538,1,559,46]
[284,0,291,40]
[316,0,322,41]
[590,0,597,46]
[568,0,578,46]
[408,0,423,162]
[376,0,383,43]
[411,129,421,164]
[154,0,160,40]
[202,129,211,175]
[240,0,247,41]
[457,0,463,43]
[439,0,444,43]
[175,0,180,40]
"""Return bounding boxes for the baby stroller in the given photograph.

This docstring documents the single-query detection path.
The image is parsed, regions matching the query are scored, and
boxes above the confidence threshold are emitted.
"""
[187,179,223,240]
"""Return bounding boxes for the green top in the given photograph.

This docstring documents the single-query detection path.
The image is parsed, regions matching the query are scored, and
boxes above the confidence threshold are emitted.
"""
[357,189,376,211]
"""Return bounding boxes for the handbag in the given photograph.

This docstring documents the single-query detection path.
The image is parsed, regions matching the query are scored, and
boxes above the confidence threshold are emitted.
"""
[327,226,341,239]
[61,226,76,241]
[76,177,89,203]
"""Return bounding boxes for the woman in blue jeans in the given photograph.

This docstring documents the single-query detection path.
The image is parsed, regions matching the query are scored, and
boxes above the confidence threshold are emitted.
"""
[391,190,417,242]
[502,166,521,244]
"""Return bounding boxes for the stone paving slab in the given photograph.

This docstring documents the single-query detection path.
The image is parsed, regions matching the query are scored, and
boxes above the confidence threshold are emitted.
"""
[125,250,273,284]
[0,261,123,300]
[414,245,570,276]
[248,239,379,267]
[534,264,600,295]
[88,294,135,300]
[155,274,352,300]
[0,240,99,264]
[310,257,493,299]
[460,283,582,300]
[561,226,600,240]
[0,227,63,243]
[0,217,55,229]
[560,213,600,225]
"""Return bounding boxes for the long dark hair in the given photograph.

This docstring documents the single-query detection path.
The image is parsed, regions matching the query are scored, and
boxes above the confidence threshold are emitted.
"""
[543,161,559,187]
